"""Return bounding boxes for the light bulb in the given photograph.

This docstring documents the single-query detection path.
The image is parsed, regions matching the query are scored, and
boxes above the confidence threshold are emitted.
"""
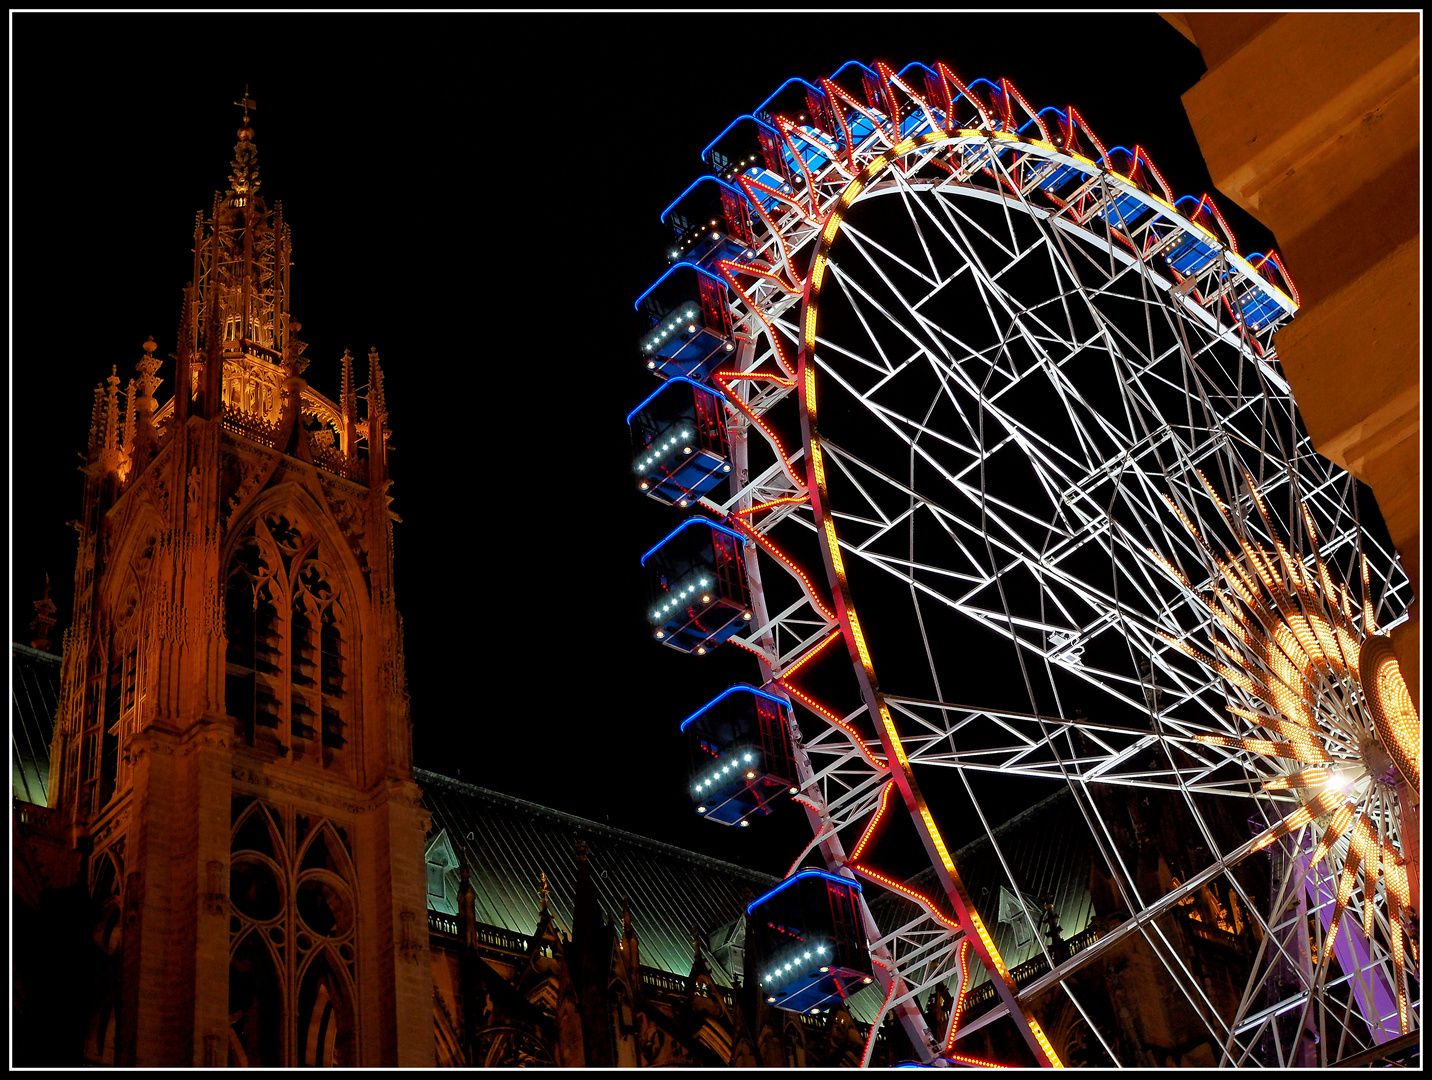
[739,819,749,827]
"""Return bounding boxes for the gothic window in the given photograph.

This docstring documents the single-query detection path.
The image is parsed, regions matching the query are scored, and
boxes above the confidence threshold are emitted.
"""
[225,512,350,770]
[89,576,143,813]
[85,852,122,1067]
[229,798,359,1067]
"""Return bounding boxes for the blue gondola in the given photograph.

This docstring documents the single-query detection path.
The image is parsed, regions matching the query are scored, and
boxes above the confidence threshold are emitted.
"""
[1094,184,1152,229]
[635,263,736,381]
[1094,148,1154,229]
[660,176,757,269]
[1236,285,1284,330]
[703,114,788,184]
[1028,157,1085,195]
[1164,228,1220,276]
[681,685,797,827]
[627,377,732,507]
[642,518,751,655]
[749,870,873,1014]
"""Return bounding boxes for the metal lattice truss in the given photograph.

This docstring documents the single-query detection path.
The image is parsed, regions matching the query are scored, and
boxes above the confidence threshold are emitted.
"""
[643,61,1417,1067]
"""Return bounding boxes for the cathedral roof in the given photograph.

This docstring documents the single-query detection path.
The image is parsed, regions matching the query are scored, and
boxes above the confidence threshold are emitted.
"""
[867,786,1096,995]
[12,643,60,806]
[417,767,779,986]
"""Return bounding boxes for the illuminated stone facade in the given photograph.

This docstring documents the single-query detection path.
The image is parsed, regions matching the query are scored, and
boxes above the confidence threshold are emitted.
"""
[13,110,433,1067]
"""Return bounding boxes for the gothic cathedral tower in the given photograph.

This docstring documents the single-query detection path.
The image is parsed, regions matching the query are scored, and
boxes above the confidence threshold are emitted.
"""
[43,100,435,1067]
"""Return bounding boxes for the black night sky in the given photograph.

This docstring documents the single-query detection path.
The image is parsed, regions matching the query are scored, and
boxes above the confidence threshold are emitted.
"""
[12,14,1277,877]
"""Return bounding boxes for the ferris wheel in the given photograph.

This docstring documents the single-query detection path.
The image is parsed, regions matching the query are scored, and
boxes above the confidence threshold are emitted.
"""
[626,59,1419,1068]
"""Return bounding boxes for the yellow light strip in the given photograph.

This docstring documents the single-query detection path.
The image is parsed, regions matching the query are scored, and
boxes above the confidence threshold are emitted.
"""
[1026,1018,1064,1068]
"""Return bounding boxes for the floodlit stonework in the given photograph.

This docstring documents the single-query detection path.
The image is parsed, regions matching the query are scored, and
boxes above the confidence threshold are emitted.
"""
[14,101,433,1067]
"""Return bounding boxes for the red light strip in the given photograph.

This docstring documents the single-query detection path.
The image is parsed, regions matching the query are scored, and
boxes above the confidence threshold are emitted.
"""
[885,69,941,138]
[712,372,806,489]
[873,62,904,140]
[1066,106,1108,164]
[1131,145,1175,204]
[776,626,842,678]
[773,115,821,216]
[825,76,898,146]
[733,177,806,286]
[944,939,974,1050]
[862,960,901,1066]
[731,518,836,622]
[776,679,887,769]
[852,864,959,934]
[850,778,896,862]
[734,495,809,517]
[937,62,990,131]
[819,77,858,170]
[1004,80,1049,143]
[785,818,837,879]
[715,258,797,378]
[725,257,802,297]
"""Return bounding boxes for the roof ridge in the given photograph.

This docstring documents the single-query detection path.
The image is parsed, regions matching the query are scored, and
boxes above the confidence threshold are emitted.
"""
[414,768,778,887]
[11,642,62,664]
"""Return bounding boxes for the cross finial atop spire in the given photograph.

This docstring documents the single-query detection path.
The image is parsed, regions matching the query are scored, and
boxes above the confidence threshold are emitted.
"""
[234,86,256,124]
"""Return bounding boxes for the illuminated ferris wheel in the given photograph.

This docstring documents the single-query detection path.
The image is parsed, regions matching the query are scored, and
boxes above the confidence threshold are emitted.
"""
[625,59,1419,1068]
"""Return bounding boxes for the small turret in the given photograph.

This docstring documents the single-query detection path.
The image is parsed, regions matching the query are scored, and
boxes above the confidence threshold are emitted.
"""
[29,574,57,652]
[366,347,390,487]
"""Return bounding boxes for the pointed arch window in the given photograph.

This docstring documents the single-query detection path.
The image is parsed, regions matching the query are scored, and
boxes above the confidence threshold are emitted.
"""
[229,798,360,1066]
[225,512,349,768]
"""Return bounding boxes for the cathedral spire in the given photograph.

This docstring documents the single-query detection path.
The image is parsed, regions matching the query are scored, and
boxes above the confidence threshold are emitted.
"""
[227,88,260,208]
[87,382,107,457]
[339,349,357,456]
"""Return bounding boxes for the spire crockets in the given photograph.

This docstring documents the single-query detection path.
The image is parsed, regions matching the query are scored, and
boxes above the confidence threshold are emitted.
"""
[367,347,388,424]
[228,88,260,208]
[131,336,163,470]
